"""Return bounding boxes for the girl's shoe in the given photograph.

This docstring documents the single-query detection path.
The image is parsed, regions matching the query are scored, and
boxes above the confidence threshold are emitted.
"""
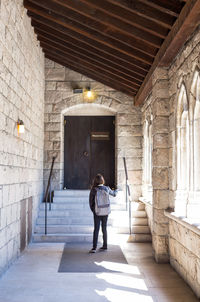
[89,248,96,253]
[99,246,107,251]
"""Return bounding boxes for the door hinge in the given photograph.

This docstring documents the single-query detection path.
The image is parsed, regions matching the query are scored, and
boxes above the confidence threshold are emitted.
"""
[64,120,67,126]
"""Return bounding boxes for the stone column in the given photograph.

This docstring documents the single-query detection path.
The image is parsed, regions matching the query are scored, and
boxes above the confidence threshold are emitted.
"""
[152,68,170,263]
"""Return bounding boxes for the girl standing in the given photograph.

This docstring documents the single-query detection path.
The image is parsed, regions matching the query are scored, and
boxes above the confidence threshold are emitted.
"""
[89,174,118,253]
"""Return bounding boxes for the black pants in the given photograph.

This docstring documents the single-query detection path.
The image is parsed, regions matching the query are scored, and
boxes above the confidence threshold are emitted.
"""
[93,213,108,249]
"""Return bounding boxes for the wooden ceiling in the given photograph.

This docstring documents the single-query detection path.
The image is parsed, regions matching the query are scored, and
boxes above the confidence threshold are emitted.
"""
[24,0,193,102]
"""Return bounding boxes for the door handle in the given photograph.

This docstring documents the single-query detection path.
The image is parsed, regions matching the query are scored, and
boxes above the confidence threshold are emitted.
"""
[83,151,89,157]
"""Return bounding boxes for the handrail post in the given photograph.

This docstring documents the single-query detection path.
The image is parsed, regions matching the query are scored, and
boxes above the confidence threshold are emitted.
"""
[129,196,132,235]
[44,156,56,203]
[49,179,52,211]
[125,178,128,211]
[44,156,56,235]
[123,157,128,211]
[45,192,47,235]
[123,157,132,236]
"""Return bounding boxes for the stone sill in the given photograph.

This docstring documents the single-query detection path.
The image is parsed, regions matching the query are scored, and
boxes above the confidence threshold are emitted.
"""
[164,211,200,237]
[139,196,153,206]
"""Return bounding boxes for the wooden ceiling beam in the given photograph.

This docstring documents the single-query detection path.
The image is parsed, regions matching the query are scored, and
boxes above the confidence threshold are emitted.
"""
[138,0,183,17]
[53,0,163,47]
[135,0,200,106]
[76,0,168,39]
[28,11,151,72]
[41,43,139,91]
[30,14,150,75]
[36,31,144,85]
[45,53,136,96]
[39,38,142,88]
[159,1,200,66]
[34,26,145,82]
[32,20,147,79]
[106,0,175,29]
[25,0,156,62]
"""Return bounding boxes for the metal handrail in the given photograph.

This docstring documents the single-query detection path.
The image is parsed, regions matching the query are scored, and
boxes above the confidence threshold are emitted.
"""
[123,157,132,235]
[44,156,56,235]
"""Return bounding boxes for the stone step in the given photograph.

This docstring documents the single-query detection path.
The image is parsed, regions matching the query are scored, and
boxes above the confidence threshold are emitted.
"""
[53,190,125,202]
[53,197,89,203]
[127,234,152,243]
[38,210,128,219]
[131,218,148,226]
[40,203,126,211]
[34,225,94,234]
[33,234,96,243]
[132,210,147,218]
[132,202,145,211]
[37,211,146,227]
[116,225,150,234]
[36,216,116,226]
[33,232,152,243]
[54,190,90,197]
[40,203,91,210]
[38,209,92,217]
[36,217,94,225]
[53,196,125,205]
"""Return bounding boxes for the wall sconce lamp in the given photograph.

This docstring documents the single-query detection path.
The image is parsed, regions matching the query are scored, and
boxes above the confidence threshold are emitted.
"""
[17,119,25,134]
[83,87,97,103]
[86,87,92,98]
[72,86,97,102]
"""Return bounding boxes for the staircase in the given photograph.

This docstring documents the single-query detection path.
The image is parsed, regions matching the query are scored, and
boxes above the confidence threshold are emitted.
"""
[33,189,127,243]
[33,190,151,243]
[128,201,152,242]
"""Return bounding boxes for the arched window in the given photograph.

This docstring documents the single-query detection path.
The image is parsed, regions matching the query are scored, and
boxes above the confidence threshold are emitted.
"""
[176,84,189,215]
[192,73,200,190]
[143,117,152,202]
[185,69,200,219]
[148,123,152,187]
[143,120,149,185]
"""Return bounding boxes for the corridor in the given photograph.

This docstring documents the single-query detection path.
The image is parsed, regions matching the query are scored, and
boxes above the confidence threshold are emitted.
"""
[1,0,200,300]
[0,236,197,302]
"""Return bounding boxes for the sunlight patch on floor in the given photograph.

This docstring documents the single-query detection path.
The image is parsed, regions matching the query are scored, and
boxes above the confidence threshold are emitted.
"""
[94,261,140,275]
[96,272,148,291]
[96,288,154,302]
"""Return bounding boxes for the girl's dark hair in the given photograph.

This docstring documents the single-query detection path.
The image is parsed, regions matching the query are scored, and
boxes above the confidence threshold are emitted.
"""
[92,174,105,188]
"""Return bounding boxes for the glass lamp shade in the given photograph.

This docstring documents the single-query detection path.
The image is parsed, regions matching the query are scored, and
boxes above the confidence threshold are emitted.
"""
[83,89,97,103]
[18,124,24,133]
[17,120,25,134]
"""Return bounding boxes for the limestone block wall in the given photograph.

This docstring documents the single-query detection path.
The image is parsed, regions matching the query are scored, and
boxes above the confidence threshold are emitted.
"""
[167,26,200,298]
[142,68,170,263]
[169,219,200,297]
[44,59,142,200]
[141,26,200,297]
[0,0,44,276]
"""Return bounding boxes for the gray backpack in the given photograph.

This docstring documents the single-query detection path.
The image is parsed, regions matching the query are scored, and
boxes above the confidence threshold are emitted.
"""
[95,188,111,216]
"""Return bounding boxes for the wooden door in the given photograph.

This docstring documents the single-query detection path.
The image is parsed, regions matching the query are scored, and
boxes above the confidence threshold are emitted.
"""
[64,116,115,189]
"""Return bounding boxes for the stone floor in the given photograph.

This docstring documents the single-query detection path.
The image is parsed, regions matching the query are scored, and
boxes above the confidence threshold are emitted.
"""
[0,235,198,302]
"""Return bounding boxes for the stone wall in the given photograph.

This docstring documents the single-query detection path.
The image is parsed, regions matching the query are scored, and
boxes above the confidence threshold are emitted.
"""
[141,26,200,297]
[169,219,200,297]
[142,68,170,263]
[44,59,142,200]
[0,0,44,276]
[167,26,200,298]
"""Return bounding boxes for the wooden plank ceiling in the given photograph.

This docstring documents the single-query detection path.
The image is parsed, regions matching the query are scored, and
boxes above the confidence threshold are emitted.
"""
[24,0,187,99]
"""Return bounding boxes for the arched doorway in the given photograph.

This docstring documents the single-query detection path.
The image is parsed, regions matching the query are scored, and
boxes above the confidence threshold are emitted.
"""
[62,104,116,189]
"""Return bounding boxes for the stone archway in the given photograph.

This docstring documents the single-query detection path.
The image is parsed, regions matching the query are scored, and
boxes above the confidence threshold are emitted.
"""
[44,69,142,201]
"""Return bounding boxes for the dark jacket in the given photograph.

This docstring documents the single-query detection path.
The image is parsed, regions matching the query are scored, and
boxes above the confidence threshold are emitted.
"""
[89,185,118,213]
